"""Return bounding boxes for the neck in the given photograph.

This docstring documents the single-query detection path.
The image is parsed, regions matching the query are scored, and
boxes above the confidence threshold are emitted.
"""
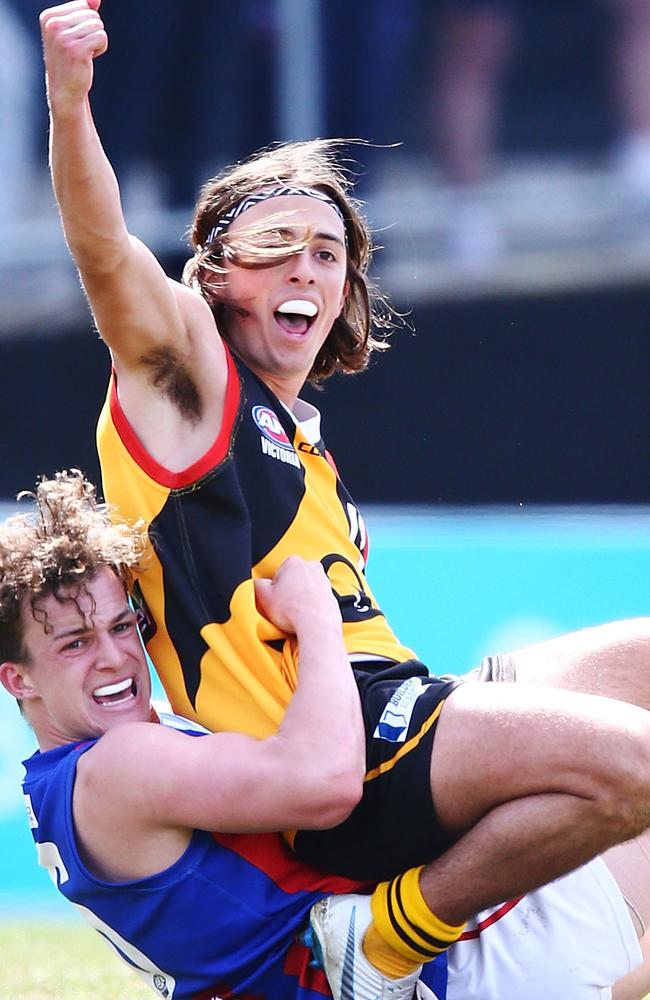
[250,365,304,410]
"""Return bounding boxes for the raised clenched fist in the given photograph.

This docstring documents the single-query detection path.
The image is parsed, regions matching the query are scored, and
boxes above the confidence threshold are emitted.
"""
[40,1,107,112]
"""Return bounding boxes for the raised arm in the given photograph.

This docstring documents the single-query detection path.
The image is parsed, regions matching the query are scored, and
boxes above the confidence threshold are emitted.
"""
[40,2,223,390]
[74,558,365,878]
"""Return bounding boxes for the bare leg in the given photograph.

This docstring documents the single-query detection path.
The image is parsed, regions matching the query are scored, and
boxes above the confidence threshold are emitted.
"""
[315,681,650,996]
[483,629,650,998]
[429,4,516,264]
[423,681,650,924]
[431,4,516,186]
[602,0,650,136]
[505,617,650,707]
[601,0,650,195]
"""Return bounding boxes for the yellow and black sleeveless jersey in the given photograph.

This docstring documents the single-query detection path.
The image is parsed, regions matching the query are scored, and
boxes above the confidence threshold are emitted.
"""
[97,344,416,738]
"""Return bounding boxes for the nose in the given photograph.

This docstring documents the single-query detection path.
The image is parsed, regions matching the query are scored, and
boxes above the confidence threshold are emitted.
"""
[287,250,315,285]
[95,632,125,671]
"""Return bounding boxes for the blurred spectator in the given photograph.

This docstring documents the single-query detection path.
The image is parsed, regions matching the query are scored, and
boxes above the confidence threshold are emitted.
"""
[89,1,277,212]
[321,0,423,183]
[606,0,650,192]
[429,0,650,262]
[0,1,41,248]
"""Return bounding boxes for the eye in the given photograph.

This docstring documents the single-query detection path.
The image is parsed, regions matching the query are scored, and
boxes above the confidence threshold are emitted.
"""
[62,638,86,652]
[113,619,135,635]
[316,248,337,263]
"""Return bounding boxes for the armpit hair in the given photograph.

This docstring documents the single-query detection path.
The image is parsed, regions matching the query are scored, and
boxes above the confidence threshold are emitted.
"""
[140,347,203,424]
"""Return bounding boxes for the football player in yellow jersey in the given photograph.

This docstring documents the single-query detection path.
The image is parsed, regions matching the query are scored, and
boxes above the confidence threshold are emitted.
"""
[40,3,650,995]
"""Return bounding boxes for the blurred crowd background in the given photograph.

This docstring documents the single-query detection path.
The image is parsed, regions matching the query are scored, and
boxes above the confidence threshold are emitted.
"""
[3,0,650,504]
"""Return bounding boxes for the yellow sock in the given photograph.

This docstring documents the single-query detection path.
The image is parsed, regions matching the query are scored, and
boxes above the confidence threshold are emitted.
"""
[362,922,421,978]
[370,866,467,964]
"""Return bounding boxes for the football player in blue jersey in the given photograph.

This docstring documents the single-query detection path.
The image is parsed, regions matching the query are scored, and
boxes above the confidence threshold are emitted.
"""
[3,471,650,1000]
[0,471,372,999]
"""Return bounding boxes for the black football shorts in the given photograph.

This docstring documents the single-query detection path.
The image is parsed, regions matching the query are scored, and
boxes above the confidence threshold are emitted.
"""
[292,659,463,881]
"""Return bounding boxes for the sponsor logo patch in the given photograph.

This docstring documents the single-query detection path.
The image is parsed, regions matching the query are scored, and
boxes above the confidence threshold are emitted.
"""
[373,677,428,743]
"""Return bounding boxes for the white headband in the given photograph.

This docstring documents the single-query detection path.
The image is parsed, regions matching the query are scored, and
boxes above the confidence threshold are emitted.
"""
[203,185,346,248]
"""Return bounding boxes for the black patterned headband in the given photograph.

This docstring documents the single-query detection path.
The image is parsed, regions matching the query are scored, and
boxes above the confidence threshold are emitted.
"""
[202,185,346,248]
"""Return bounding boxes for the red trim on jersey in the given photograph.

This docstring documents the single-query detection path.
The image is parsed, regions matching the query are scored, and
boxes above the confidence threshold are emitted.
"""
[324,449,340,478]
[284,940,331,996]
[191,949,331,1000]
[108,342,241,489]
[458,896,524,940]
[212,831,370,895]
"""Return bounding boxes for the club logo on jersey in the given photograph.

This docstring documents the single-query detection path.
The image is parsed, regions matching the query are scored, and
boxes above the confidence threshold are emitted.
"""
[24,793,38,830]
[321,553,382,623]
[153,974,169,997]
[373,677,428,742]
[252,405,292,447]
[252,405,301,467]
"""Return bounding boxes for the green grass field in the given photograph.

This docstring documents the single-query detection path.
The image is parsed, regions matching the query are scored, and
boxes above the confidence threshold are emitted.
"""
[2,917,649,999]
[0,919,151,999]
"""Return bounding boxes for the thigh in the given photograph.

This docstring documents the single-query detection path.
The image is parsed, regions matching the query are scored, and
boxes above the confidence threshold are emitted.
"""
[505,618,650,709]
[431,680,650,834]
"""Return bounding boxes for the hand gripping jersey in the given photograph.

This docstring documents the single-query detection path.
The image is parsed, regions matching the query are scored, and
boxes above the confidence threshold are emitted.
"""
[20,716,371,1000]
[97,345,415,736]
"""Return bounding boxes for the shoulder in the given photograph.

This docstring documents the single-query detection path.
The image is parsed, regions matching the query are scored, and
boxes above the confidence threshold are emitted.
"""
[73,724,196,880]
[73,722,193,834]
[170,278,224,354]
[170,277,216,327]
[78,722,182,781]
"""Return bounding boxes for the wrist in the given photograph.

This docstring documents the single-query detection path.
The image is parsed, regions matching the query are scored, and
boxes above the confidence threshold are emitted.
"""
[48,88,90,122]
[294,611,345,647]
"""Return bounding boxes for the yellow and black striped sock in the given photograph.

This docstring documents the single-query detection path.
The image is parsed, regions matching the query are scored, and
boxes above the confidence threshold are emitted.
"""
[362,923,421,979]
[365,866,466,975]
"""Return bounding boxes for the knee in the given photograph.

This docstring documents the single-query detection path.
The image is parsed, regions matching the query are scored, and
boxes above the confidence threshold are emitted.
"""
[589,725,650,841]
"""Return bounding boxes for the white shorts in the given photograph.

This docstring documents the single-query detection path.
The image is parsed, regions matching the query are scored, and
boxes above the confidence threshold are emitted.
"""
[445,856,642,999]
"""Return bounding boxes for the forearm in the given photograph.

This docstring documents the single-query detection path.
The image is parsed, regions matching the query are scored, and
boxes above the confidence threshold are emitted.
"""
[276,613,365,825]
[210,558,369,831]
[50,98,130,276]
[42,2,128,278]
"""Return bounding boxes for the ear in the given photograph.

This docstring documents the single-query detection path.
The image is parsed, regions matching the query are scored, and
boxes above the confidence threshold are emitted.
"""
[0,661,37,702]
[338,279,350,315]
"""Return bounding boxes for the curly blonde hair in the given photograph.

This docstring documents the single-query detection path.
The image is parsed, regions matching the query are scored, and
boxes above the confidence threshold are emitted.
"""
[182,139,394,381]
[0,471,147,664]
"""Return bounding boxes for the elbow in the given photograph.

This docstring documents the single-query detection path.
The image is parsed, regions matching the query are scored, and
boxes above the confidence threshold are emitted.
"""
[324,775,364,828]
[300,767,364,830]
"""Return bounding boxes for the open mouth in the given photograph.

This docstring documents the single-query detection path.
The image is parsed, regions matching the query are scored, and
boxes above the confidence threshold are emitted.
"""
[274,299,318,336]
[93,677,138,707]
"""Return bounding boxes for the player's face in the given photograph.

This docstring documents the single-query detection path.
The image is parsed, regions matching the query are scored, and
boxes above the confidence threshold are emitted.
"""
[219,196,348,402]
[18,567,151,748]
